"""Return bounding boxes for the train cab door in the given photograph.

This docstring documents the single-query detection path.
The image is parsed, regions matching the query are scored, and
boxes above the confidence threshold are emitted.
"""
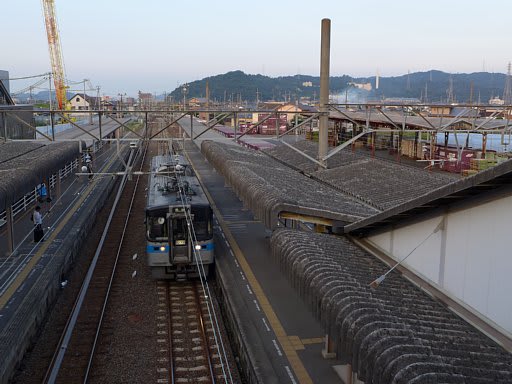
[168,206,192,265]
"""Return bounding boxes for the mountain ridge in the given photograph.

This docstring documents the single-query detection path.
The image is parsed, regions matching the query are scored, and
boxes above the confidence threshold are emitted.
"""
[13,70,508,104]
[170,70,507,104]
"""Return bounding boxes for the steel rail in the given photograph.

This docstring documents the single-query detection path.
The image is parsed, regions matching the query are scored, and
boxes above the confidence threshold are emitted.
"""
[194,282,216,384]
[174,147,233,383]
[83,140,150,382]
[43,148,136,383]
[166,281,176,384]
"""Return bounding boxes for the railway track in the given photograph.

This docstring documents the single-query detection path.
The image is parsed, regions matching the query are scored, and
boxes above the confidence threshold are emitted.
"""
[42,141,148,383]
[22,121,242,383]
[158,280,233,384]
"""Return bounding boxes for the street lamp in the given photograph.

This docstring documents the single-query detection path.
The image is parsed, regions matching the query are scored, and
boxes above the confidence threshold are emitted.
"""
[117,93,126,117]
[83,79,94,125]
[182,84,188,110]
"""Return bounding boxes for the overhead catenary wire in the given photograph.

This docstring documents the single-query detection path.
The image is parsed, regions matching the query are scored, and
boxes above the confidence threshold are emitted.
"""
[369,218,445,288]
[170,141,233,382]
[168,139,234,383]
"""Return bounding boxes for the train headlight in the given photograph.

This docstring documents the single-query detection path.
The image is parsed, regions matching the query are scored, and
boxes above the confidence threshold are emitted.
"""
[194,244,201,250]
[159,246,166,252]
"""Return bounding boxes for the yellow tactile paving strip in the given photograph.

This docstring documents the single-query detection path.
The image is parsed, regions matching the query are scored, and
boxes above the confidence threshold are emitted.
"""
[301,337,324,345]
[0,155,116,310]
[287,336,323,350]
[192,162,314,384]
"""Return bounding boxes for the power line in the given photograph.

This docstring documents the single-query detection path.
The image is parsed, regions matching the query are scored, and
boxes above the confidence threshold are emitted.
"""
[0,73,50,81]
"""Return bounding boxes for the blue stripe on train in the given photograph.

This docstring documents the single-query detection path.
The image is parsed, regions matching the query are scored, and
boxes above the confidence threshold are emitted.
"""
[147,245,168,253]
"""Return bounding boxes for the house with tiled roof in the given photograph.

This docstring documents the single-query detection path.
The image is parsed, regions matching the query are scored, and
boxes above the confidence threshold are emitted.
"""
[68,93,101,111]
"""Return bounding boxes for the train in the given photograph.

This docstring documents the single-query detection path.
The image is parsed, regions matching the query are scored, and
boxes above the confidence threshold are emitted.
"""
[145,152,214,279]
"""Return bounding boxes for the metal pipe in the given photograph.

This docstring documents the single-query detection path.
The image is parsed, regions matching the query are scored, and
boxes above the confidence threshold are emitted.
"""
[98,112,102,141]
[6,205,14,256]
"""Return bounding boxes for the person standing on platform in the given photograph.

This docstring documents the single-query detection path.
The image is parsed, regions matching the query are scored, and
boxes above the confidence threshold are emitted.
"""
[37,182,47,203]
[33,205,44,243]
[85,157,93,180]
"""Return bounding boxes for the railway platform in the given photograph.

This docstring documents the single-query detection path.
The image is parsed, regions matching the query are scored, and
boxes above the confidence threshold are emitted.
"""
[184,136,345,384]
[0,143,128,384]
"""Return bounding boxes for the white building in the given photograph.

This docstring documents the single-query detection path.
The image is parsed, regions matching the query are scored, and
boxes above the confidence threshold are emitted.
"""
[68,93,100,111]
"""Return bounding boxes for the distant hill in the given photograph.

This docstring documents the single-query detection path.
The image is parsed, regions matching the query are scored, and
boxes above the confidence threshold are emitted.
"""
[170,70,352,103]
[12,70,508,104]
[169,70,507,104]
[13,90,74,104]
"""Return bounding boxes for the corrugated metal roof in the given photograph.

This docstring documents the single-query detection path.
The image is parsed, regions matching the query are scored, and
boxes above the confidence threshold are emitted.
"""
[0,142,80,210]
[345,157,512,235]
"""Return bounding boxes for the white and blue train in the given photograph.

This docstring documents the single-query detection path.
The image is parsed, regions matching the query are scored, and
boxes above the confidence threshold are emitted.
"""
[145,153,214,279]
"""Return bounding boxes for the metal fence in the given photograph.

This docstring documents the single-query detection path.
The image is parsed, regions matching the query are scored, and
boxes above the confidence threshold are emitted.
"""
[0,142,102,229]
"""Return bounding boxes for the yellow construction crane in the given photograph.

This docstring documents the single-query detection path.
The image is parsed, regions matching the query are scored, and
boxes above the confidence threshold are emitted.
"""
[41,0,67,110]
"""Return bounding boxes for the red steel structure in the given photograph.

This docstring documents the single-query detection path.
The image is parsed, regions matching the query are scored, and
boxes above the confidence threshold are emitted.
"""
[41,0,67,109]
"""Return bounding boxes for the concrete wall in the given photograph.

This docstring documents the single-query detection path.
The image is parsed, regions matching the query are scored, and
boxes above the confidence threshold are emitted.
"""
[367,191,512,336]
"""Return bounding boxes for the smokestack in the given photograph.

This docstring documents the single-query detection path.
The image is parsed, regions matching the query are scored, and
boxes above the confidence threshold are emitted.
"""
[318,18,330,169]
[376,70,380,90]
[205,80,210,108]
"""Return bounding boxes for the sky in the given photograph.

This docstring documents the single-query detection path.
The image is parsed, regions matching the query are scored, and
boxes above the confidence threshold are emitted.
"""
[2,0,511,97]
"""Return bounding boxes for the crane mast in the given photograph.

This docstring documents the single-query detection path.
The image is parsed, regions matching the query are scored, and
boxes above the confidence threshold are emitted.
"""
[41,0,67,109]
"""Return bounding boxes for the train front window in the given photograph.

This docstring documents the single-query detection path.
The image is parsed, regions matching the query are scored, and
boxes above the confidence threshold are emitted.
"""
[172,218,188,245]
[191,206,213,241]
[147,216,167,241]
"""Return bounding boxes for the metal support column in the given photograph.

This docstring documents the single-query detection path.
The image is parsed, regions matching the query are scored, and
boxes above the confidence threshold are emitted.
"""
[98,112,102,142]
[371,131,376,158]
[318,18,331,168]
[414,131,419,159]
[430,131,436,160]
[234,112,238,142]
[275,112,279,137]
[56,170,62,205]
[397,131,403,163]
[145,112,148,138]
[2,112,7,141]
[6,205,14,256]
[322,334,336,359]
[50,111,55,141]
[78,140,83,170]
[190,113,193,140]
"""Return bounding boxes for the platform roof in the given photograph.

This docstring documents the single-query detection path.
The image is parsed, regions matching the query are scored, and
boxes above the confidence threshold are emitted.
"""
[329,109,511,131]
[345,157,512,235]
[0,142,80,211]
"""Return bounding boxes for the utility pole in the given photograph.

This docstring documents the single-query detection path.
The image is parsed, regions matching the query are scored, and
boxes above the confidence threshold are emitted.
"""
[503,62,512,104]
[84,79,93,124]
[48,72,53,110]
[96,86,101,111]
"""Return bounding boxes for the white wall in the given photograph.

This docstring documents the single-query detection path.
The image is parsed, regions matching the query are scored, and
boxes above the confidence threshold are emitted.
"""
[368,193,512,335]
[70,95,90,110]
